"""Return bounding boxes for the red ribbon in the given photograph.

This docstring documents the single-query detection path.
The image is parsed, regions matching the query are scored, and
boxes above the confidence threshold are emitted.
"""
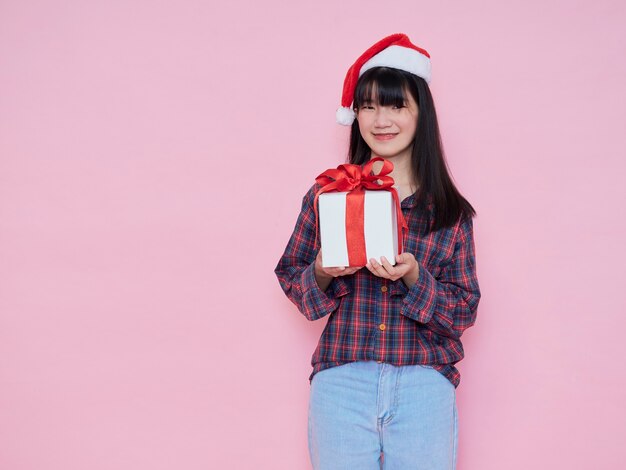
[314,157,408,267]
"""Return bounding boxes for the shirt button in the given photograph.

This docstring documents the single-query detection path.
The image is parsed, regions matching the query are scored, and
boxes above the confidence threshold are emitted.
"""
[378,323,386,331]
[381,286,388,293]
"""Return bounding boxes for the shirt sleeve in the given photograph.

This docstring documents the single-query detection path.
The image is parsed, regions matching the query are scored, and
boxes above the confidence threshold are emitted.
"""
[274,184,351,321]
[400,215,481,339]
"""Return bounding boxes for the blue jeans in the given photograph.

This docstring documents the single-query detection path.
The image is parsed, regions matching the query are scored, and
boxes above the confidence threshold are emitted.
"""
[308,361,458,470]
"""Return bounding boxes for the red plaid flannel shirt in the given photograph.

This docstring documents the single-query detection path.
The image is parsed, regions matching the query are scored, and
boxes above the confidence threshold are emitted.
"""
[275,183,481,388]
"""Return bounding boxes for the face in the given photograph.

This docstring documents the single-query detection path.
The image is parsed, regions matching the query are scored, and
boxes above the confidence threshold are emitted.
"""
[355,86,419,161]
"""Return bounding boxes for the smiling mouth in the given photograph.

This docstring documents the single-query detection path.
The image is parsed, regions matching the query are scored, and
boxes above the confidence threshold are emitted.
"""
[373,133,397,140]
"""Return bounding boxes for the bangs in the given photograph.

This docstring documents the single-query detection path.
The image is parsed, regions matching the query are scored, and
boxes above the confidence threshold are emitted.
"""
[353,67,411,108]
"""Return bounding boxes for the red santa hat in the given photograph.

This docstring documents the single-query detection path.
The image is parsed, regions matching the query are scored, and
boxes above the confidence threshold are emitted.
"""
[336,33,432,126]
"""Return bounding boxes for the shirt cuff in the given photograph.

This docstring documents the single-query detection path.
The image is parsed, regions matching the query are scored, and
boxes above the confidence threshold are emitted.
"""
[300,262,349,321]
[400,265,452,329]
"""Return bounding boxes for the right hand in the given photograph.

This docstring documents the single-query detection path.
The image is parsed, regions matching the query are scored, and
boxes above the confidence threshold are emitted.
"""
[314,250,362,280]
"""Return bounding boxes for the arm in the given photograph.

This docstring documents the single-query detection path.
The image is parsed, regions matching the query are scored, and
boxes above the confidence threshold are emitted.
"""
[274,185,352,321]
[400,216,481,339]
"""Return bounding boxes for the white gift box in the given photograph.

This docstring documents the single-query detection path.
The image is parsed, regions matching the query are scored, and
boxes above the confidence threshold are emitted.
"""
[318,190,399,268]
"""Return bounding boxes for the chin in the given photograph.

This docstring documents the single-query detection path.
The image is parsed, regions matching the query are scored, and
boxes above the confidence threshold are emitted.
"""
[373,150,403,159]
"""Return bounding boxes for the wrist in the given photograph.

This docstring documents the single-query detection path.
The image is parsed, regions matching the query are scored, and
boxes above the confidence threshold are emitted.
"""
[314,260,333,292]
[314,260,332,280]
[402,261,420,288]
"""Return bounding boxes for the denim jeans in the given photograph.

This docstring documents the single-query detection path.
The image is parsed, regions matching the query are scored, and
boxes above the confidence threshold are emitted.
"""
[308,361,457,470]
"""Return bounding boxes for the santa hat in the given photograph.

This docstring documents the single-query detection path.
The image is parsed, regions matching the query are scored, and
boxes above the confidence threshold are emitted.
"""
[336,33,432,126]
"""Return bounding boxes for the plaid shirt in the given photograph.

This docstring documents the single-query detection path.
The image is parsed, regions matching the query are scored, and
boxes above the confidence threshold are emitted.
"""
[275,183,481,388]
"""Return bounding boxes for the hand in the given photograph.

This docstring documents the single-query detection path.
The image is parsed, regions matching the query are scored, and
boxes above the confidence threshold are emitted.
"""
[314,251,361,291]
[365,252,420,287]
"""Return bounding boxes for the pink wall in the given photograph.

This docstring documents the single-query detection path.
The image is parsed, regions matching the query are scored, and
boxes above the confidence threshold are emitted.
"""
[1,1,625,468]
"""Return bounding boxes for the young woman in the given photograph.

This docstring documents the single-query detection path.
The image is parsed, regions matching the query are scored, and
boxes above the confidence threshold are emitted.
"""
[275,33,481,470]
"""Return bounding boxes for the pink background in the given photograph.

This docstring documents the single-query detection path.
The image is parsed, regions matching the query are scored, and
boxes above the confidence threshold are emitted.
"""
[1,1,625,468]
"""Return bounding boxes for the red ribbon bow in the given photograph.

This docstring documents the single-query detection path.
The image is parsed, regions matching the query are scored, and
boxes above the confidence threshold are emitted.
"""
[314,157,408,267]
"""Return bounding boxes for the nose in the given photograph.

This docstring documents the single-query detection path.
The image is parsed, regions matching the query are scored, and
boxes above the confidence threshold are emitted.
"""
[374,108,392,128]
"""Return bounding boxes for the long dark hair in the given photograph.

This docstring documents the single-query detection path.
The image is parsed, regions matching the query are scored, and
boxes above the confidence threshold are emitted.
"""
[348,67,476,232]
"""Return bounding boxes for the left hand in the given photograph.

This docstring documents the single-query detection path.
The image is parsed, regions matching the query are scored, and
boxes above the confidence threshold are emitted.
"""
[366,252,420,287]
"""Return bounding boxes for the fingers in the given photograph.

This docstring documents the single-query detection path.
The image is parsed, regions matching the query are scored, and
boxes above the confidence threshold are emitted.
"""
[380,256,396,274]
[366,257,389,278]
[317,250,352,278]
[323,266,346,276]
[323,265,361,277]
[396,252,415,265]
[367,256,408,281]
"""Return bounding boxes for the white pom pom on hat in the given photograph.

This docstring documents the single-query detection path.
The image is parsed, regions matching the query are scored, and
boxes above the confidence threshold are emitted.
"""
[336,106,356,125]
[336,33,432,126]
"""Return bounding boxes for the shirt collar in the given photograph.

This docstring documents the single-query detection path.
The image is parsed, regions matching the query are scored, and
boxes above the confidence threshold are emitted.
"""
[401,191,434,211]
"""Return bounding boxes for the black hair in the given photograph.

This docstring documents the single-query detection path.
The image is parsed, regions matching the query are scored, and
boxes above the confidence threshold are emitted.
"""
[348,67,476,232]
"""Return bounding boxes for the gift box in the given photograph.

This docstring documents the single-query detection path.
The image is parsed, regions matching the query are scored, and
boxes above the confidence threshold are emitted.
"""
[318,190,399,267]
[314,158,407,268]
